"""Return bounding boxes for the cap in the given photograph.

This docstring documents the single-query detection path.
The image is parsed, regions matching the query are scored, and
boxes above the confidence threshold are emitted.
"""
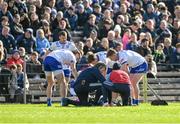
[78,4,84,9]
[114,25,121,33]
[25,28,33,34]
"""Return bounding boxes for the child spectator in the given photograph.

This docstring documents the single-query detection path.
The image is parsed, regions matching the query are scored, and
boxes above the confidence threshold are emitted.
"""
[153,43,165,64]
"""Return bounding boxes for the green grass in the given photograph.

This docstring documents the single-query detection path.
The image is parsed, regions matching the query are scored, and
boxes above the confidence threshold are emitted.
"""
[0,103,180,123]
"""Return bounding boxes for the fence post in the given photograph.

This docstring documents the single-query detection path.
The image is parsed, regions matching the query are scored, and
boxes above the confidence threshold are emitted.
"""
[23,61,27,104]
[143,74,148,103]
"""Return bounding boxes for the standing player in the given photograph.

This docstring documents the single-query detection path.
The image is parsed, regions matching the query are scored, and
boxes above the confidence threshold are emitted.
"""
[42,49,78,106]
[107,49,148,105]
[50,31,79,83]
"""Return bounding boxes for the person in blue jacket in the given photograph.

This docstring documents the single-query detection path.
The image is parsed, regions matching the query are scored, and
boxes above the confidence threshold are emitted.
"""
[61,62,106,106]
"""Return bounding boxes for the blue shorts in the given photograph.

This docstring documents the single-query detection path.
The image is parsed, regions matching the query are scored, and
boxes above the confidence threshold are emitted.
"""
[130,62,148,74]
[63,69,71,78]
[43,56,62,71]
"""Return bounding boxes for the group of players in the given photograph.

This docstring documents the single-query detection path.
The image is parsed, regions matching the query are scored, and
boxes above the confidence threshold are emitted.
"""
[41,31,148,107]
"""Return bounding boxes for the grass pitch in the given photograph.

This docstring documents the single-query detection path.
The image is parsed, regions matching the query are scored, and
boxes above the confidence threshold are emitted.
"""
[0,103,180,123]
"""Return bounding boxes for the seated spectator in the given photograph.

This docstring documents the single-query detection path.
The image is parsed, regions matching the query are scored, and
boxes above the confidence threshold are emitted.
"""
[170,43,180,70]
[89,30,101,50]
[51,11,63,30]
[41,20,53,43]
[64,6,78,31]
[92,4,103,24]
[122,28,131,50]
[6,50,24,68]
[36,29,50,53]
[145,54,157,78]
[10,14,24,39]
[83,38,95,55]
[0,40,7,66]
[76,4,89,27]
[0,26,16,54]
[136,38,152,57]
[163,38,176,63]
[53,18,72,41]
[19,13,30,30]
[96,38,109,52]
[27,51,41,65]
[107,30,118,49]
[18,47,29,61]
[29,12,40,35]
[17,28,36,54]
[126,33,139,51]
[0,16,9,32]
[83,0,93,15]
[83,14,99,38]
[153,43,165,64]
[114,25,122,43]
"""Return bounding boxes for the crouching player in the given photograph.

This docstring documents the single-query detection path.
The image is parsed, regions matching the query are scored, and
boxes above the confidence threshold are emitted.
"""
[41,49,78,106]
[61,62,106,106]
[102,63,131,106]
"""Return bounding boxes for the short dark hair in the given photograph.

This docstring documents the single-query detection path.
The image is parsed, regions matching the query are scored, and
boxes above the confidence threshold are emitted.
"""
[88,54,97,63]
[58,31,67,37]
[107,48,117,57]
[94,62,106,70]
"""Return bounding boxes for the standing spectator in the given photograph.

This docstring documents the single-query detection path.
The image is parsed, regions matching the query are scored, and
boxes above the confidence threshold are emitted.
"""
[0,26,16,54]
[6,50,24,68]
[17,28,36,54]
[36,29,50,53]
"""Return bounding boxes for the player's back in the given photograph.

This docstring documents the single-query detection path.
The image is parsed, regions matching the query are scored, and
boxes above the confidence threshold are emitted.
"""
[118,50,146,67]
[50,41,77,51]
[95,51,107,63]
[47,49,76,63]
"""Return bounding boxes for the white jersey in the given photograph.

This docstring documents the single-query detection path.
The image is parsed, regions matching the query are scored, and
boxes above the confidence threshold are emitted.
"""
[95,51,107,64]
[118,50,146,68]
[50,41,78,51]
[47,49,76,65]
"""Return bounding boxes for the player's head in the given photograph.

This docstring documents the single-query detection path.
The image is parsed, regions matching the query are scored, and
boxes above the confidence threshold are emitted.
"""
[107,48,117,61]
[58,31,67,42]
[94,62,107,77]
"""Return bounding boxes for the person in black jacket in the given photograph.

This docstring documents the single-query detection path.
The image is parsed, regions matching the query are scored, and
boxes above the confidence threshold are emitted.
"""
[61,62,106,106]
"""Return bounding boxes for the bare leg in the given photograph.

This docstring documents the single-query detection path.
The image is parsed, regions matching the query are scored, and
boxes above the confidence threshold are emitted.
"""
[56,73,67,98]
[46,73,54,99]
[130,73,144,100]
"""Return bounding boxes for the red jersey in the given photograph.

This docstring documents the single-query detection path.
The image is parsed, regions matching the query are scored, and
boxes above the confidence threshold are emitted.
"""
[110,70,130,84]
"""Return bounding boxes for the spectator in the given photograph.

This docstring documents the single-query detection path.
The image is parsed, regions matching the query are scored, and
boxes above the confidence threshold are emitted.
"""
[0,26,16,54]
[0,40,7,66]
[163,38,176,63]
[89,30,101,51]
[64,6,78,31]
[36,29,50,53]
[19,13,30,30]
[83,14,99,38]
[126,33,139,51]
[6,50,24,68]
[115,15,126,34]
[107,30,117,49]
[96,38,109,52]
[18,47,29,61]
[92,4,103,24]
[145,54,157,78]
[153,43,165,64]
[83,0,93,15]
[10,14,24,39]
[17,28,36,54]
[51,11,63,30]
[0,16,9,32]
[76,4,89,27]
[0,2,13,24]
[136,38,152,57]
[29,12,40,35]
[27,51,41,65]
[114,25,122,43]
[53,18,72,41]
[41,20,53,43]
[170,43,180,69]
[122,28,131,50]
[83,38,95,55]
[171,19,180,46]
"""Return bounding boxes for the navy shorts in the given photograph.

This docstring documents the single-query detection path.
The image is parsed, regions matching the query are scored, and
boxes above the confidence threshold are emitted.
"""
[130,62,148,74]
[43,56,62,71]
[63,69,71,78]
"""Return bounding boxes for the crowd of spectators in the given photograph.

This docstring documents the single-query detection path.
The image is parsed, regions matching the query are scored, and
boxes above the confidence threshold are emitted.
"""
[0,0,180,99]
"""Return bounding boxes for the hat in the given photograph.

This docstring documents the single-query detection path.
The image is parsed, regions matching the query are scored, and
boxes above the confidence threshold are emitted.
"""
[12,50,20,54]
[25,28,33,34]
[51,9,57,16]
[113,63,121,70]
[114,25,121,33]
[78,4,84,9]
[93,3,101,8]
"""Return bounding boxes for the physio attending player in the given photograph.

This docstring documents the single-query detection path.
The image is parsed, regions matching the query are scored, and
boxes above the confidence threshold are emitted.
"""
[42,49,78,106]
[102,63,131,106]
[107,49,148,105]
